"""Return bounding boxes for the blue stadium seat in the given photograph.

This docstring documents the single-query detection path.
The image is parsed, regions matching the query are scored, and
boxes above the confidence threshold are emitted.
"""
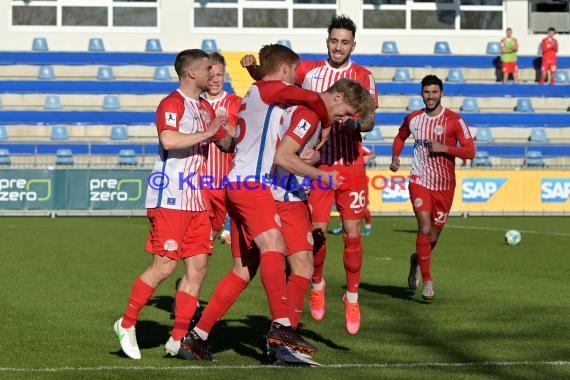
[529,128,549,143]
[118,149,137,165]
[88,38,105,52]
[50,125,69,141]
[110,126,128,141]
[32,37,49,51]
[471,150,491,167]
[0,125,7,141]
[55,149,74,165]
[102,95,121,111]
[524,150,545,167]
[145,38,162,52]
[97,66,115,80]
[38,65,55,80]
[434,41,451,54]
[382,41,399,54]
[447,69,465,83]
[201,39,218,53]
[0,96,3,109]
[154,66,171,81]
[407,98,424,111]
[554,71,569,84]
[393,68,412,82]
[0,149,11,165]
[365,127,383,141]
[486,42,501,55]
[44,95,62,110]
[277,40,292,49]
[460,98,480,113]
[514,98,534,113]
[475,127,494,143]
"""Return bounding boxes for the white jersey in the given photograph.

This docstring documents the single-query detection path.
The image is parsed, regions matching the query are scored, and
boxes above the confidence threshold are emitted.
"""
[271,105,322,202]
[145,90,215,211]
[227,81,288,184]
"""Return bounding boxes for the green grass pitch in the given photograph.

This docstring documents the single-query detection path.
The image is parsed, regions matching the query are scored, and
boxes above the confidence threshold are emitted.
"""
[0,216,569,379]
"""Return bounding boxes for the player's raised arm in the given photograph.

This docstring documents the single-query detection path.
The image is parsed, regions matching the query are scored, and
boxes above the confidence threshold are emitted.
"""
[240,54,263,81]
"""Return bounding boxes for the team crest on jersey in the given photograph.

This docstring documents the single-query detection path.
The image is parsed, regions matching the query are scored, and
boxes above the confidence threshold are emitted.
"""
[293,119,311,138]
[434,125,444,135]
[200,108,212,125]
[414,197,424,208]
[165,112,177,127]
[164,239,179,251]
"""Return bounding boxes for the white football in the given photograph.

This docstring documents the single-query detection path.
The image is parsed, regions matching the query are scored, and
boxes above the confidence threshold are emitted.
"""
[505,230,522,246]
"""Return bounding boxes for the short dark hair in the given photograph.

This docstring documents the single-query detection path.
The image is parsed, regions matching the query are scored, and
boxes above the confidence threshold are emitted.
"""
[328,15,356,38]
[548,26,556,32]
[258,44,299,77]
[209,51,226,67]
[174,49,209,78]
[421,75,443,91]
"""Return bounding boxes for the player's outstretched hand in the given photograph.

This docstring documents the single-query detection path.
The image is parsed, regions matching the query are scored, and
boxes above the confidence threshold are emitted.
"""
[300,148,321,166]
[207,115,227,137]
[389,156,400,172]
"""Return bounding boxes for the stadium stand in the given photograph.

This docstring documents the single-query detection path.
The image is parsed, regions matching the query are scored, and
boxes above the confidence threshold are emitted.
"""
[96,66,115,81]
[475,127,494,144]
[523,150,546,167]
[50,125,69,141]
[0,148,11,165]
[38,65,55,80]
[364,127,383,142]
[554,71,569,84]
[110,126,128,141]
[514,98,534,113]
[393,68,412,82]
[102,95,120,111]
[44,95,61,110]
[406,98,424,111]
[277,40,292,49]
[486,42,501,55]
[153,66,171,81]
[434,41,451,54]
[118,149,137,165]
[55,149,74,165]
[460,98,480,113]
[381,41,399,55]
[88,38,105,52]
[0,125,7,141]
[529,128,549,143]
[201,39,218,53]
[145,39,162,52]
[32,37,48,52]
[472,151,492,167]
[446,69,465,83]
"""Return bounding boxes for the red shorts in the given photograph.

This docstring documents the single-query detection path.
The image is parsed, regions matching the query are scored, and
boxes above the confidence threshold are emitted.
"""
[541,60,557,72]
[226,184,280,258]
[145,208,213,260]
[502,62,518,74]
[204,188,227,232]
[276,201,313,256]
[309,163,368,223]
[409,183,455,228]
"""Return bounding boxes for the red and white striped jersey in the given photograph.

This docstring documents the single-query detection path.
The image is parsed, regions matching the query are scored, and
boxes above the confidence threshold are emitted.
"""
[395,107,473,190]
[271,105,322,202]
[296,59,378,166]
[145,89,216,211]
[202,91,242,188]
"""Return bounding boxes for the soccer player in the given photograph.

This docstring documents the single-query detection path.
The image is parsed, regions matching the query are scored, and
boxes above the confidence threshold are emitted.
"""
[201,52,242,242]
[113,49,233,360]
[242,15,378,335]
[179,44,371,361]
[389,75,475,300]
[500,27,519,84]
[540,27,558,85]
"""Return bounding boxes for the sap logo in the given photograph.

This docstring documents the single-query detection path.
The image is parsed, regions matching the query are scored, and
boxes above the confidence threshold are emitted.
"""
[541,179,570,203]
[382,179,410,203]
[462,178,507,202]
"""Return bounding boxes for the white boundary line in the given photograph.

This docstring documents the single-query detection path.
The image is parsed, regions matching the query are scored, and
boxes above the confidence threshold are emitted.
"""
[1,361,569,372]
[446,224,570,237]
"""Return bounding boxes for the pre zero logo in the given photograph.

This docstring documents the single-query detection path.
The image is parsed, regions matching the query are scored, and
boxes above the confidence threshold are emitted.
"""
[0,178,52,201]
[89,178,142,202]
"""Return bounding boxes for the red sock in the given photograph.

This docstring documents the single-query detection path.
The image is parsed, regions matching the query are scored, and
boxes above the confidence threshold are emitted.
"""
[122,276,155,328]
[343,236,363,293]
[312,243,327,284]
[363,208,371,225]
[260,251,288,320]
[286,274,310,329]
[195,271,248,334]
[416,234,432,282]
[172,291,198,341]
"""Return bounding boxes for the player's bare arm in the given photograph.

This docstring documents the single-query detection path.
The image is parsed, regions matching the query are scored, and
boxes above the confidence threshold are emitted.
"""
[389,156,400,172]
[240,54,263,81]
[159,115,226,150]
[275,136,340,189]
[214,134,235,153]
[300,148,321,166]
